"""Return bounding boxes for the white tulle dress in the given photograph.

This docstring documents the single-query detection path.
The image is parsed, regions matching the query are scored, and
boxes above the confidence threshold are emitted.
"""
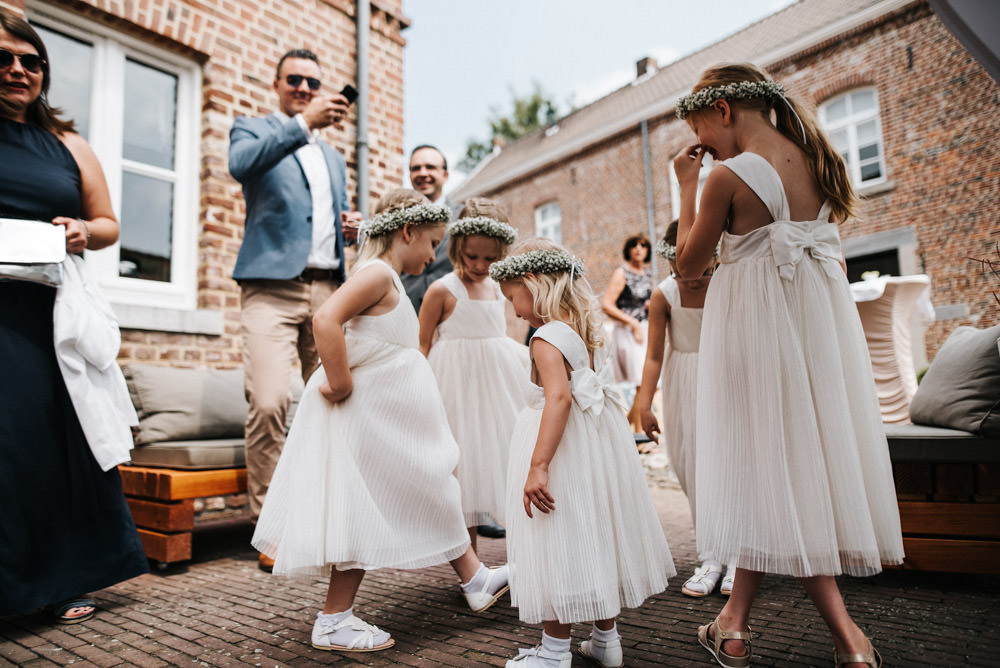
[657,277,703,529]
[427,272,529,527]
[506,321,674,624]
[252,260,470,577]
[695,152,904,577]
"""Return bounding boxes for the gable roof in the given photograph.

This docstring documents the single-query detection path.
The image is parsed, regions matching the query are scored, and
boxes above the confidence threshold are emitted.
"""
[452,0,914,201]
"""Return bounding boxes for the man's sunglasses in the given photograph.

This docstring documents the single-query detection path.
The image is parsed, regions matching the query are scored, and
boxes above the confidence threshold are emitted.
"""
[285,74,321,91]
[0,48,45,74]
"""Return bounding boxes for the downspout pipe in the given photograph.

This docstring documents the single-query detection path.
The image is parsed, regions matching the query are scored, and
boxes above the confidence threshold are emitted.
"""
[355,1,371,218]
[640,118,658,281]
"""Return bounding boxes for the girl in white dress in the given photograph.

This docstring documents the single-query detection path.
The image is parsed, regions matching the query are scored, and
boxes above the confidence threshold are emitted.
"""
[252,189,509,654]
[673,64,902,668]
[419,198,529,548]
[635,221,734,599]
[492,238,674,668]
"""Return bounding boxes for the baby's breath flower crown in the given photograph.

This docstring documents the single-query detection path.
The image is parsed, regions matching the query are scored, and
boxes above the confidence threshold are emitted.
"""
[655,239,677,262]
[362,203,450,238]
[655,239,720,262]
[489,248,585,283]
[449,216,517,245]
[675,80,785,120]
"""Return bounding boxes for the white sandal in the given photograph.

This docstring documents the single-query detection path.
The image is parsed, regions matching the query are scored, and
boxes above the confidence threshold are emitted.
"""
[720,565,735,596]
[463,564,510,612]
[506,645,572,667]
[682,564,723,597]
[311,611,394,652]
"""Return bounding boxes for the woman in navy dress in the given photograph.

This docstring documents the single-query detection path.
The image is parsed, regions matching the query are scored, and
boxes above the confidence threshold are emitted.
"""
[0,9,147,624]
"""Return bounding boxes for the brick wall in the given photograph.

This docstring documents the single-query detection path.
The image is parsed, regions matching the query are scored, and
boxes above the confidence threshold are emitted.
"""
[6,0,408,367]
[482,3,999,357]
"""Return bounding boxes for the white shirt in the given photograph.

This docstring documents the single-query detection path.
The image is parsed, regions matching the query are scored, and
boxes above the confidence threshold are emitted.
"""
[277,111,340,270]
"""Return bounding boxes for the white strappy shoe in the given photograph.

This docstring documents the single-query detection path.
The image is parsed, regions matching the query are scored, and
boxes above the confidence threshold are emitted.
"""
[506,645,572,668]
[463,563,510,612]
[578,634,624,667]
[311,611,394,652]
[682,563,723,597]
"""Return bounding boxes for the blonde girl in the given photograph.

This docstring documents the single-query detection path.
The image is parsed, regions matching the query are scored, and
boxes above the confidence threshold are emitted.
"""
[494,238,674,668]
[419,198,529,550]
[635,221,734,599]
[673,63,902,668]
[252,189,509,654]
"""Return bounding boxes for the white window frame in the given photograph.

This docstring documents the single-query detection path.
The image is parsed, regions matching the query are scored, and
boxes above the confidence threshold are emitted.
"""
[27,3,201,311]
[818,87,887,189]
[534,201,562,243]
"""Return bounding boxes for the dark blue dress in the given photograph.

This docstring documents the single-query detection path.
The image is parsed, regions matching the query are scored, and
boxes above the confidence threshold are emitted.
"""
[0,118,148,617]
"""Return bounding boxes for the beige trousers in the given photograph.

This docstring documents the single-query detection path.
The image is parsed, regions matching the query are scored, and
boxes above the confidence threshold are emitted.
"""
[240,278,338,518]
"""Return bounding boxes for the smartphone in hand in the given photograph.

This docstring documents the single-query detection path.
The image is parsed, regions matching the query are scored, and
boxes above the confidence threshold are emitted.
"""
[340,84,359,105]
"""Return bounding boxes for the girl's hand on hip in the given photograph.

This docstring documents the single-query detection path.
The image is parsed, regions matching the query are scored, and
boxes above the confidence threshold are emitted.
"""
[523,465,554,518]
[319,380,352,404]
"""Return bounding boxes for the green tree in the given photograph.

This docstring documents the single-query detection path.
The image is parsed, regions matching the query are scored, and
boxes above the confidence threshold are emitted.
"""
[459,81,562,173]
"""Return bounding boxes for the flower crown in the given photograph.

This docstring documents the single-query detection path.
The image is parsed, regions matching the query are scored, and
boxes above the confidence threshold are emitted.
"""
[362,203,451,237]
[675,80,785,120]
[655,239,721,262]
[449,216,517,245]
[489,248,585,283]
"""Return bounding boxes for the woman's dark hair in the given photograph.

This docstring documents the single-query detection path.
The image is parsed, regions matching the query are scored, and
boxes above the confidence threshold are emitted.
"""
[0,9,74,134]
[622,233,652,263]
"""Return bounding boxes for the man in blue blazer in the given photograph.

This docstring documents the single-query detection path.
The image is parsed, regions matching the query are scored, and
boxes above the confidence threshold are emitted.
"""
[229,49,359,571]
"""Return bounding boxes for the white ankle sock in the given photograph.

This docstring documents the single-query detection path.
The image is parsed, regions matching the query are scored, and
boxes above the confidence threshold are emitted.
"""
[318,607,352,624]
[461,563,487,591]
[542,631,571,654]
[592,623,620,642]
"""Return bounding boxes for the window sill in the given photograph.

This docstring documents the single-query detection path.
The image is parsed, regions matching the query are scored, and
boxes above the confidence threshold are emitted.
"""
[113,303,224,335]
[858,180,895,198]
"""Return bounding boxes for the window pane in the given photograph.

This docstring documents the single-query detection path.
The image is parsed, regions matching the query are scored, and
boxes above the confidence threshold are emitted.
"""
[32,24,93,139]
[852,90,876,113]
[123,58,177,169]
[860,162,881,181]
[830,128,849,154]
[823,96,848,123]
[120,171,173,281]
[857,119,879,145]
[858,143,879,161]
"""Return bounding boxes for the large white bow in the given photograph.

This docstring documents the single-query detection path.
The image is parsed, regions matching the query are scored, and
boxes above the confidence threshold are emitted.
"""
[770,222,842,281]
[571,369,628,415]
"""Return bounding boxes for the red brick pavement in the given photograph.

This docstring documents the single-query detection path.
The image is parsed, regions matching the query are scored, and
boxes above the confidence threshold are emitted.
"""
[2,478,999,667]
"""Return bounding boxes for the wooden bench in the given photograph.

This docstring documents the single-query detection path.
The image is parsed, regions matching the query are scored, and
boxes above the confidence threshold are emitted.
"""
[119,465,247,567]
[886,423,1000,574]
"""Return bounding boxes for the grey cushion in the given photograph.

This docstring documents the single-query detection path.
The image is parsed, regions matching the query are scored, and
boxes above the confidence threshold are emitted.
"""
[129,438,246,470]
[909,324,1000,437]
[125,365,250,444]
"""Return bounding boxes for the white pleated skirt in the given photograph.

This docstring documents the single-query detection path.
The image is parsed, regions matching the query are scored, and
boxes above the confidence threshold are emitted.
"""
[506,389,674,624]
[696,253,904,577]
[252,334,470,577]
[429,335,528,526]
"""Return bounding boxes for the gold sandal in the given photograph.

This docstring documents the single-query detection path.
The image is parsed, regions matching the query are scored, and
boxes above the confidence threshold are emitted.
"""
[697,617,752,668]
[834,638,882,667]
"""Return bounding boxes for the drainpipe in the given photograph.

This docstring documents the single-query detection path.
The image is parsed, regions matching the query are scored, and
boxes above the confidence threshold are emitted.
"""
[355,1,371,218]
[640,118,658,281]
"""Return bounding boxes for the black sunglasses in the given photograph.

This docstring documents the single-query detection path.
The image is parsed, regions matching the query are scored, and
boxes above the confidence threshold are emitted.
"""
[0,48,45,74]
[285,74,321,91]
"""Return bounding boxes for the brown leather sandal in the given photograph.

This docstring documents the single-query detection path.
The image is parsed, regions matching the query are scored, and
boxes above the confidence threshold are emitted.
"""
[697,617,752,667]
[834,638,882,667]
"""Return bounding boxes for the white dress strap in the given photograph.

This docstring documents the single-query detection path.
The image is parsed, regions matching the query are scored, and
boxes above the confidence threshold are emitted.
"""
[530,321,590,371]
[658,276,680,310]
[440,272,468,300]
[720,152,787,221]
